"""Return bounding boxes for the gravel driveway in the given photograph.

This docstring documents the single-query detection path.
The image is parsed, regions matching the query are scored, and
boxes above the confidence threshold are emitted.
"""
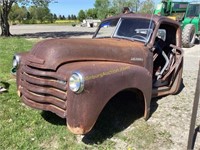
[9,25,200,149]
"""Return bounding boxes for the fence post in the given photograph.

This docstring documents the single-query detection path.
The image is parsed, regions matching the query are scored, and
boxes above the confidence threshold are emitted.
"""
[187,61,200,150]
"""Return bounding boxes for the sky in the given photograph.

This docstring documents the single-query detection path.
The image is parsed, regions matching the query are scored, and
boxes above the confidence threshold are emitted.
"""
[49,0,95,16]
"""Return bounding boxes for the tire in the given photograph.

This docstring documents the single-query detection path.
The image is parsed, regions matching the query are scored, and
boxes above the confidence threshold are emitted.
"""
[182,24,196,48]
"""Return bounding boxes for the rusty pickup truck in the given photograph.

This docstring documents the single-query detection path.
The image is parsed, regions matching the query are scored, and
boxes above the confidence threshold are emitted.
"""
[12,13,183,134]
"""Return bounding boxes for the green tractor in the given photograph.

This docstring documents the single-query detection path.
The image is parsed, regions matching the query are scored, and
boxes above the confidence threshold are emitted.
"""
[154,0,200,48]
[182,2,200,47]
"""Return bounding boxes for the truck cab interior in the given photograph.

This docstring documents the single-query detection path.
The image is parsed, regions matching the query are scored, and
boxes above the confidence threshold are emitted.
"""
[153,23,178,88]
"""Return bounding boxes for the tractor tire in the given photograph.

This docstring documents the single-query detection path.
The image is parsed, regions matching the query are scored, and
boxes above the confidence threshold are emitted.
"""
[182,24,196,48]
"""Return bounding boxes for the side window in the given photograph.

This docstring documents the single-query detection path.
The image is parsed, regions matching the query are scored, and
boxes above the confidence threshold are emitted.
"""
[154,28,167,55]
[153,23,177,59]
[157,29,166,41]
[159,24,177,45]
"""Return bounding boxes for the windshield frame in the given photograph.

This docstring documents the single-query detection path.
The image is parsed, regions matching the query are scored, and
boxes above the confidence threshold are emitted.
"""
[93,17,155,44]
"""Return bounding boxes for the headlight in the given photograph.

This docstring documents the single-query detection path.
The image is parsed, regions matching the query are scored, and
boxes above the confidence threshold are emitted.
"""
[12,55,20,69]
[69,72,84,93]
[11,55,20,75]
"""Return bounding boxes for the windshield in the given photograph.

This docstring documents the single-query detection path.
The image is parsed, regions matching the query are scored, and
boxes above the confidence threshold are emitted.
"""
[94,18,155,43]
[186,4,200,17]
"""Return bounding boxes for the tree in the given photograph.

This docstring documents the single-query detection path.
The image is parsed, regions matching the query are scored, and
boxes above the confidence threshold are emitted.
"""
[47,13,54,23]
[9,5,28,23]
[86,8,97,19]
[20,6,28,22]
[71,14,76,20]
[139,0,154,14]
[36,6,51,23]
[94,0,110,19]
[0,0,53,36]
[62,15,65,20]
[0,0,14,36]
[73,15,76,20]
[70,14,76,20]
[53,13,57,20]
[58,14,61,20]
[28,6,37,23]
[108,6,118,16]
[67,14,71,20]
[26,11,31,20]
[77,9,86,22]
[9,3,20,23]
[111,0,140,14]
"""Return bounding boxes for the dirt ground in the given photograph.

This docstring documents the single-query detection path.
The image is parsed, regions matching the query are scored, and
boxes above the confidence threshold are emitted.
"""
[9,25,200,149]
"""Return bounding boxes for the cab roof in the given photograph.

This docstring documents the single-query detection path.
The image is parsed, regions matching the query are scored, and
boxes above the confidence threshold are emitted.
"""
[103,13,180,27]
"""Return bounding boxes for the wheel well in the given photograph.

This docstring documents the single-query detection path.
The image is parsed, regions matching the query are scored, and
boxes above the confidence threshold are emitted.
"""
[91,89,145,134]
[107,88,145,117]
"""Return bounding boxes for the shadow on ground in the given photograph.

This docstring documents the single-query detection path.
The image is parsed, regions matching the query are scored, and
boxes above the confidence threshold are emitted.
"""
[0,81,10,93]
[149,78,185,118]
[15,31,94,39]
[174,78,185,95]
[41,111,66,126]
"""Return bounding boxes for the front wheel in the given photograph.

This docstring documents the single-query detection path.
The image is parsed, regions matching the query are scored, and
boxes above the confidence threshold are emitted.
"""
[182,24,196,48]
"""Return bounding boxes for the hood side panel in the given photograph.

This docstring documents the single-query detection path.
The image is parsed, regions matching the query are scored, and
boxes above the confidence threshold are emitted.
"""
[29,38,148,70]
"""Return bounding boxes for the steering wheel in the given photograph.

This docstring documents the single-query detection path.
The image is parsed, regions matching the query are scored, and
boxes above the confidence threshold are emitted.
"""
[132,35,146,40]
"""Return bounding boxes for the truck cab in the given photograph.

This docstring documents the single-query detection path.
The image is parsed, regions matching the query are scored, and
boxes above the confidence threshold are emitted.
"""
[12,14,183,134]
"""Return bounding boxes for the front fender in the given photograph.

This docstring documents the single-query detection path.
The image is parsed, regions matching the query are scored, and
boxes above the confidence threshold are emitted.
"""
[65,61,152,134]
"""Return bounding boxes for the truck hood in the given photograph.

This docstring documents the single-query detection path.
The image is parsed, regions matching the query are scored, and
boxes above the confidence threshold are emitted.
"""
[28,38,147,70]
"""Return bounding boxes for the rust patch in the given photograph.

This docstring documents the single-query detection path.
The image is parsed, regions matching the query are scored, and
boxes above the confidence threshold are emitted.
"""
[67,123,91,135]
[17,85,22,97]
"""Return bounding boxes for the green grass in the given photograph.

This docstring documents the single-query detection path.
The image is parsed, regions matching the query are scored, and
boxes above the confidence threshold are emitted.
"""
[0,37,173,150]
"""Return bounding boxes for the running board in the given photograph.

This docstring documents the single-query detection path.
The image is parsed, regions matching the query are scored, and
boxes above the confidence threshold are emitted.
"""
[152,86,171,98]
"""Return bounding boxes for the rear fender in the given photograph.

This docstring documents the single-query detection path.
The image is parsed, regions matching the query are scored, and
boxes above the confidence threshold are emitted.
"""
[191,18,200,35]
[183,18,200,34]
[65,62,152,134]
